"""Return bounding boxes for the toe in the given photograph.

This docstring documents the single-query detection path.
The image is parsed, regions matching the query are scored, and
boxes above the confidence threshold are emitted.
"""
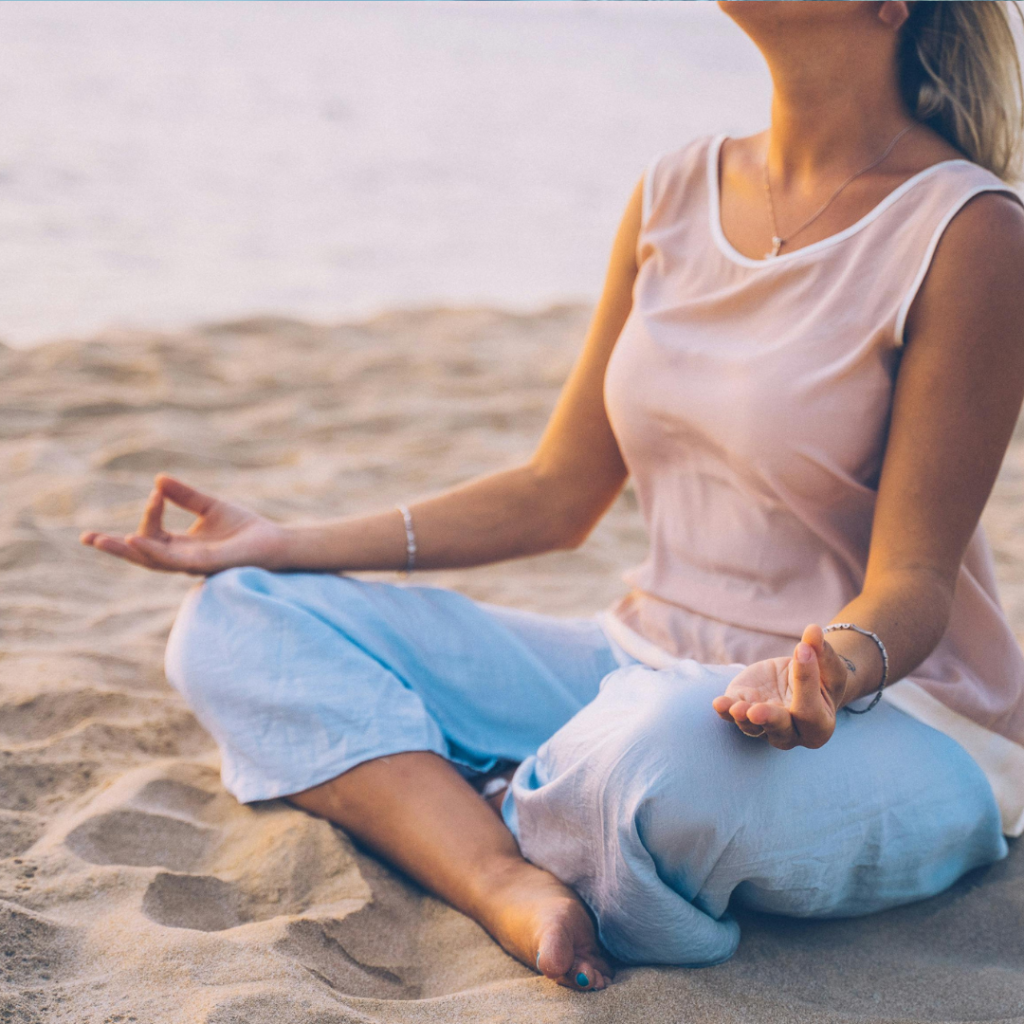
[567,957,604,992]
[559,968,609,991]
[535,924,574,980]
[591,952,614,979]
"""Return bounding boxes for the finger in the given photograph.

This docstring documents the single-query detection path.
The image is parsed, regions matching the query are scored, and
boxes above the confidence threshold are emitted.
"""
[801,622,825,654]
[728,700,752,724]
[728,700,771,738]
[126,535,205,574]
[747,701,790,728]
[789,639,834,748]
[156,474,217,516]
[712,695,739,720]
[813,631,850,706]
[747,701,796,747]
[819,638,848,682]
[790,640,824,720]
[87,533,163,569]
[139,488,168,539]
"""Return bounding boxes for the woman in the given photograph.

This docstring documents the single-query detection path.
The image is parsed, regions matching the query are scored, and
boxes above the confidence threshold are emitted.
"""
[83,1,1024,994]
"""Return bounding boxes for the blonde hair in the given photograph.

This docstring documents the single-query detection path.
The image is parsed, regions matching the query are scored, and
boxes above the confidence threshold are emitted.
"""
[899,0,1024,182]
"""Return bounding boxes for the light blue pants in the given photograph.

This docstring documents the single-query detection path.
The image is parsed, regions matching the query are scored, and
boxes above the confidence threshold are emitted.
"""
[165,568,1008,966]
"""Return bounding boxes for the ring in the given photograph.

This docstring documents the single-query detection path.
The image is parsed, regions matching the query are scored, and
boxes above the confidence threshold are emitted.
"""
[745,727,766,738]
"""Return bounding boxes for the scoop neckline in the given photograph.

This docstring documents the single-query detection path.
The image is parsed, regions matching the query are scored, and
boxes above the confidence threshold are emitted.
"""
[706,133,973,268]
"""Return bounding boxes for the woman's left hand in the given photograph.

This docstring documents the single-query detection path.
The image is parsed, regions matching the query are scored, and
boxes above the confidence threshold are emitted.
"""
[711,624,850,750]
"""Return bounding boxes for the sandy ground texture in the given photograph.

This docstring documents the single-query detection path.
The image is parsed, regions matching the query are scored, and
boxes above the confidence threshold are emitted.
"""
[1,305,1022,1024]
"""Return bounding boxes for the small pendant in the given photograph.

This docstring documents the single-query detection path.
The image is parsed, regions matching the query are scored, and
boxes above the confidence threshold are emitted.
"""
[768,236,783,258]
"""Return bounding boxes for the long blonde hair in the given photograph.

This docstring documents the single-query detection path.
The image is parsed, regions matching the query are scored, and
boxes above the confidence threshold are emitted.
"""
[899,0,1024,182]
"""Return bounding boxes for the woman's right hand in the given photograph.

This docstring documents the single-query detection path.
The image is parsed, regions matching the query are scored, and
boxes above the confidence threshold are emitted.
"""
[80,474,288,575]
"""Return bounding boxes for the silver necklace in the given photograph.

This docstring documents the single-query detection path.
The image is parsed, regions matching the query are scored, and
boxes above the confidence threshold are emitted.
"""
[762,124,913,258]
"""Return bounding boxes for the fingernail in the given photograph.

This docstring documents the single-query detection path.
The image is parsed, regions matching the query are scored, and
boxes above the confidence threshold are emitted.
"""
[797,643,813,663]
[576,972,589,987]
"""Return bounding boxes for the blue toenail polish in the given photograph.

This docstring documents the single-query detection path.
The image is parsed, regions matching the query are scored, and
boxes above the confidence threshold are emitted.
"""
[576,972,589,987]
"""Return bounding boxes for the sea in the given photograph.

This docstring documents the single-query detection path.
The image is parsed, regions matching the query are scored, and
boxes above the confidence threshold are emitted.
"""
[0,0,771,348]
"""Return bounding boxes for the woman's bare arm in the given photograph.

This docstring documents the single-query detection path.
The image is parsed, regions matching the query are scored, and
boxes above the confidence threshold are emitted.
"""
[824,190,1024,696]
[716,190,1024,748]
[82,180,643,575]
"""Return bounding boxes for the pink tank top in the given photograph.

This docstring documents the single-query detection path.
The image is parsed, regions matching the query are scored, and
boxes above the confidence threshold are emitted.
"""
[603,135,1024,835]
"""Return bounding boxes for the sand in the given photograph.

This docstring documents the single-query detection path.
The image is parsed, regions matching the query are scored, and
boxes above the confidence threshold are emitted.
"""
[1,305,1022,1024]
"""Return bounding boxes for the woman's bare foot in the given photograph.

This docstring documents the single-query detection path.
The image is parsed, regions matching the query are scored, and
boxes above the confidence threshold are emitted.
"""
[291,753,611,993]
[476,857,613,991]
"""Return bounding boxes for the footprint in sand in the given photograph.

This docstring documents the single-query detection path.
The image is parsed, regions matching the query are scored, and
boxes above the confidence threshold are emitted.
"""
[63,772,221,876]
[142,872,250,932]
[61,767,369,940]
[63,775,251,930]
[274,919,413,1000]
[64,810,215,872]
[131,778,217,818]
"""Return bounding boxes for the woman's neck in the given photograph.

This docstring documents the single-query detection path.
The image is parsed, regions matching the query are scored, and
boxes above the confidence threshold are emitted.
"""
[714,1,962,261]
[764,49,914,185]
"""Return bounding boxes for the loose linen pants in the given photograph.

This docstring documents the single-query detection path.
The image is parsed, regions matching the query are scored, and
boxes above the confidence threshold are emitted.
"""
[166,568,1007,966]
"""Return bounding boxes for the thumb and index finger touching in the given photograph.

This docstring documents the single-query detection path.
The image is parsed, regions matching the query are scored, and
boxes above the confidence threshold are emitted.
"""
[152,474,217,517]
[80,474,216,568]
[123,475,218,568]
[131,475,217,543]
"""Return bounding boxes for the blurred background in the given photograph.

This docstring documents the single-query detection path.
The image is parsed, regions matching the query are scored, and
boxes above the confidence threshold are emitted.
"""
[0,0,771,348]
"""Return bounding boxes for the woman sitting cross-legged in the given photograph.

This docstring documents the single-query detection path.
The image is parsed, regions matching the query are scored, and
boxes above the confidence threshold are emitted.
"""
[83,0,1024,992]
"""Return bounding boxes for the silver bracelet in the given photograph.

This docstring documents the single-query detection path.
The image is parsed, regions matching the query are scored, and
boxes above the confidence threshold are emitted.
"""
[396,504,417,574]
[822,623,889,714]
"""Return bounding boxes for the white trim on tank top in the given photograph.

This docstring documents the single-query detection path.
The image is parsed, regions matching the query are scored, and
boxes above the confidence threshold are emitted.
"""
[706,133,972,269]
[893,183,1023,346]
[641,152,661,228]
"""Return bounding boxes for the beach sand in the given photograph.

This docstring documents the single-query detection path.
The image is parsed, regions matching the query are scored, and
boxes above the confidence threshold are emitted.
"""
[1,306,1022,1023]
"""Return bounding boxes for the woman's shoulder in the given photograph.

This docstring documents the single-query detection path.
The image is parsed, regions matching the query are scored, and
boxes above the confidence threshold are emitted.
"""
[641,135,719,228]
[897,166,1024,347]
[890,126,1022,225]
[919,153,1021,194]
[928,176,1024,272]
[903,154,1024,264]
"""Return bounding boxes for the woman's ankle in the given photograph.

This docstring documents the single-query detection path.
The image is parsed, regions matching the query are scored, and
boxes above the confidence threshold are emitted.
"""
[466,852,532,907]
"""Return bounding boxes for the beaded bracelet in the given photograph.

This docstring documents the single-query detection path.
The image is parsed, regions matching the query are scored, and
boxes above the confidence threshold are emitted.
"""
[822,623,889,714]
[396,504,417,574]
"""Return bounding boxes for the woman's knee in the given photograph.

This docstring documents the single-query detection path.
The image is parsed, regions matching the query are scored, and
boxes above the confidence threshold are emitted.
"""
[588,665,744,788]
[532,664,745,847]
[164,567,274,697]
[512,665,752,940]
[618,681,749,868]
